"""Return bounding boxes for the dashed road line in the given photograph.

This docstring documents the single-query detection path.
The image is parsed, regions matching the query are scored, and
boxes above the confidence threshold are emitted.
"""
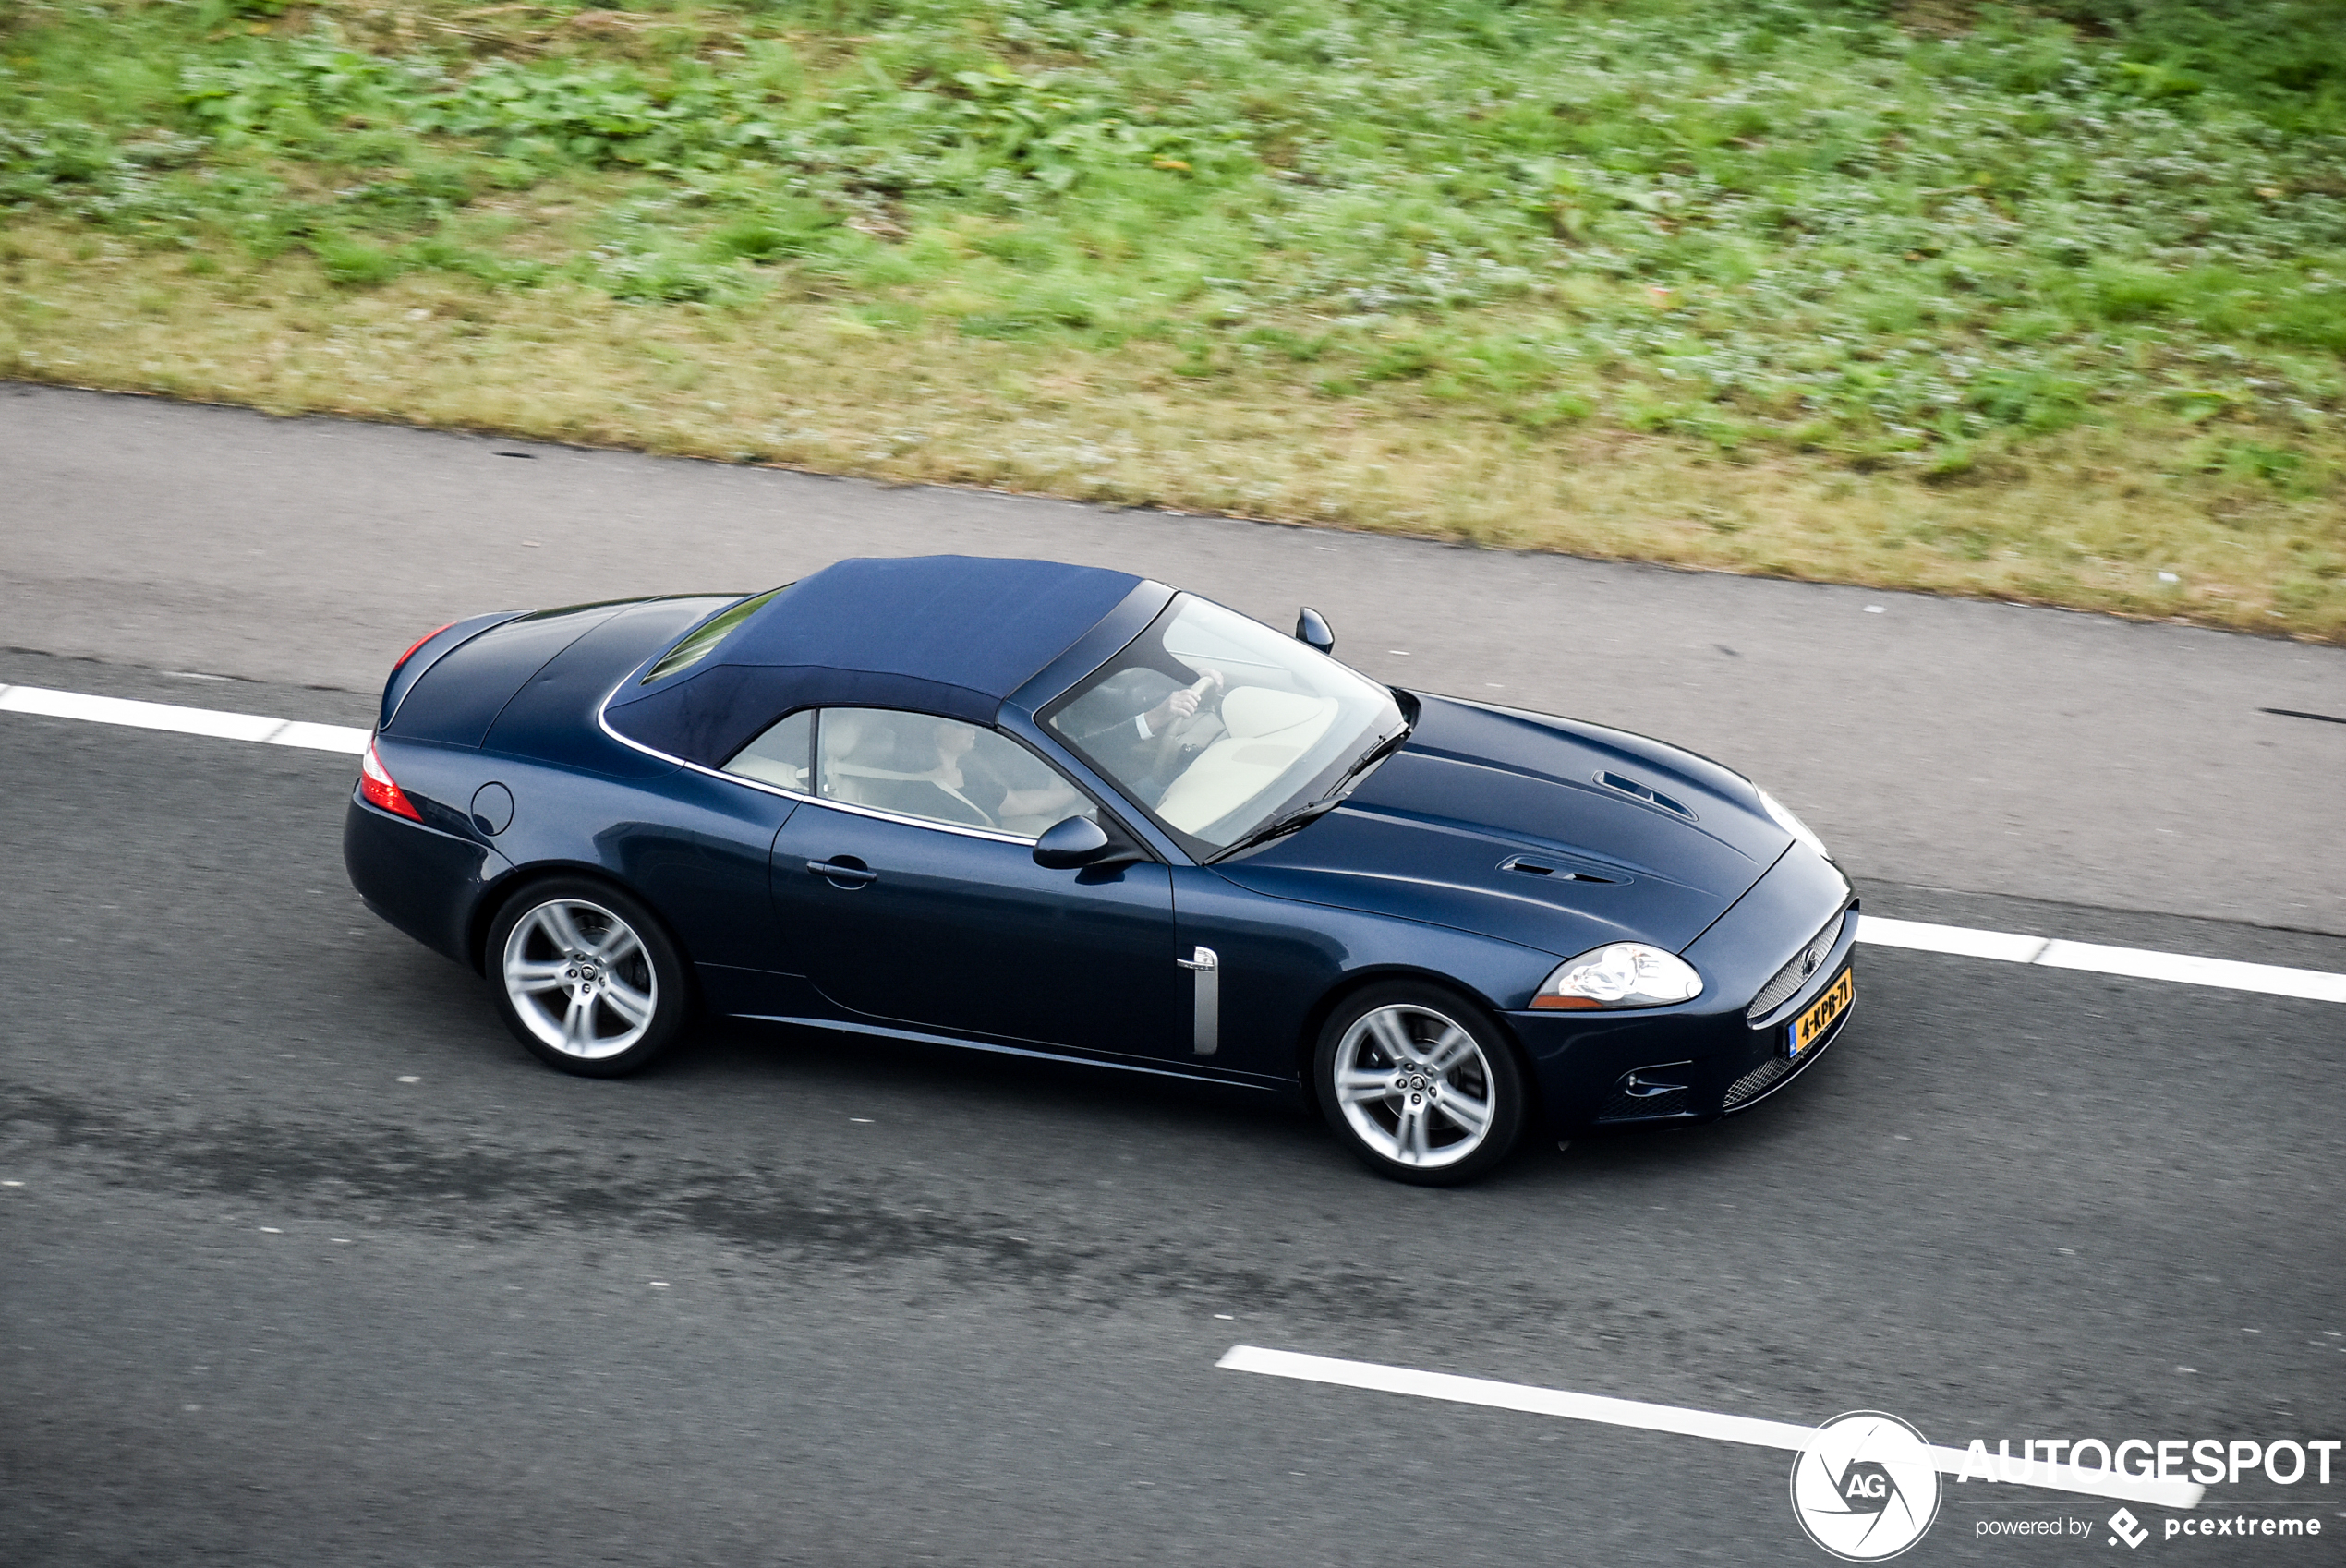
[1215,1345,2206,1510]
[1856,916,2346,1004]
[0,683,367,754]
[3,681,2340,1004]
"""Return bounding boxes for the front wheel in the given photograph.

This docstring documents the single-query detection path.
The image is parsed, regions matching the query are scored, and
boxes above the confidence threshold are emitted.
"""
[486,879,690,1078]
[1313,983,1527,1185]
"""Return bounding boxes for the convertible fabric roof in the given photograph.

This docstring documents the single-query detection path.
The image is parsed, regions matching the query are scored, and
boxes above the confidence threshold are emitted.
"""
[604,555,1144,767]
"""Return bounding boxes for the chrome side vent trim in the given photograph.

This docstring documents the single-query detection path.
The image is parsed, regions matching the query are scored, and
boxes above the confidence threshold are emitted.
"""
[1178,946,1219,1055]
[1595,771,1695,821]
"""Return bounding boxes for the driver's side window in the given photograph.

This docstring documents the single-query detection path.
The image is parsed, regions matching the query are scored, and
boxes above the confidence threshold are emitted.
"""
[816,707,1094,838]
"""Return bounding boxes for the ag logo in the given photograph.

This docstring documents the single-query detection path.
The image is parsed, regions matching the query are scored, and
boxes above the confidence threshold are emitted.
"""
[1789,1410,1943,1561]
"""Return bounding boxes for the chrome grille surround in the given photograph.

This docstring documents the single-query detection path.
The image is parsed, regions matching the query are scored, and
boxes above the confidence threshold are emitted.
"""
[1747,905,1852,1022]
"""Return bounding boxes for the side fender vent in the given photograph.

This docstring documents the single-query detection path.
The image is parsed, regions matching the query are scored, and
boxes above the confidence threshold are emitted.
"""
[1595,771,1695,821]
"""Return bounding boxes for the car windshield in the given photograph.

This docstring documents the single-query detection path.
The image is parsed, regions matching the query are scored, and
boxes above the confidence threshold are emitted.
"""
[1042,595,1404,857]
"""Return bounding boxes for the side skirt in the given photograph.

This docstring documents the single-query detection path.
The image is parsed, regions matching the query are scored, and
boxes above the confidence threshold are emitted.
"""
[741,1014,1280,1090]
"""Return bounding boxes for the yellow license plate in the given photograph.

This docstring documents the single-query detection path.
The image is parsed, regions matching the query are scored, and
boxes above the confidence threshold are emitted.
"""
[1789,968,1854,1058]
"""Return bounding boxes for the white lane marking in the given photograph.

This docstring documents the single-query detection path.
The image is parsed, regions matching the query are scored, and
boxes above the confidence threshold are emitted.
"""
[269,718,371,753]
[0,684,368,754]
[3,681,2342,1004]
[1217,1346,2204,1511]
[1859,916,2048,964]
[1857,915,2346,1004]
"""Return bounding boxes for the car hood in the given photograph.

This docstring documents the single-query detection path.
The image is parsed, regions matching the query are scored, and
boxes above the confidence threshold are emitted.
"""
[1210,693,1791,957]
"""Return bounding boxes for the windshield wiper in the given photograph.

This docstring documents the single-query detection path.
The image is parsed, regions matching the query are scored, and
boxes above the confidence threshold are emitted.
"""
[1205,797,1345,863]
[1205,723,1411,863]
[1325,721,1412,801]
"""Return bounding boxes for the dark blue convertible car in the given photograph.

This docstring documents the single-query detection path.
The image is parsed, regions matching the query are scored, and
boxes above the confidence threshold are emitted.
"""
[347,555,1855,1183]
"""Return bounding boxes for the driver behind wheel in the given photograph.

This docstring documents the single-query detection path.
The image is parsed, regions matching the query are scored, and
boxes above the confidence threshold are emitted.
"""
[1056,665,1227,803]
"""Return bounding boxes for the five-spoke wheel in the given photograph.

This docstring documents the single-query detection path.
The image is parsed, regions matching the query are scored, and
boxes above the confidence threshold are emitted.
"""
[1315,983,1525,1184]
[487,879,687,1076]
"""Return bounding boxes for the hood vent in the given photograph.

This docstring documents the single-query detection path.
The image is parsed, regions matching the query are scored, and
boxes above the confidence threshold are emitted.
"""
[1499,854,1623,885]
[1595,771,1695,821]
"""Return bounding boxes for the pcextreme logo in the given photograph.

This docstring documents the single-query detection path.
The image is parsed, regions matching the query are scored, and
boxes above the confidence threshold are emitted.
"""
[1790,1411,1943,1561]
[2102,1502,2328,1549]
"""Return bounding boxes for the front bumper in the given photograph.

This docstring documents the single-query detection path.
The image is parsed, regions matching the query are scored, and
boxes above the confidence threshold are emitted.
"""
[1507,845,1857,1131]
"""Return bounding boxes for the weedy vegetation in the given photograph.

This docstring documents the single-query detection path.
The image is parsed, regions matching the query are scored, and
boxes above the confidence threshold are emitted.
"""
[3,0,2341,635]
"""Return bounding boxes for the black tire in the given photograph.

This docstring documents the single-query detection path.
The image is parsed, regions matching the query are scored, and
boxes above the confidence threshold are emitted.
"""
[484,876,691,1078]
[1312,982,1527,1186]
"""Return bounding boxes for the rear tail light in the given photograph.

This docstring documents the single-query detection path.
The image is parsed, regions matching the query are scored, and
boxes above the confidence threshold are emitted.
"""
[360,734,423,821]
[393,623,454,672]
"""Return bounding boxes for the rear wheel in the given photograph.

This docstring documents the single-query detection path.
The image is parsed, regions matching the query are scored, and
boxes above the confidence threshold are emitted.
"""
[487,879,689,1077]
[1313,983,1526,1185]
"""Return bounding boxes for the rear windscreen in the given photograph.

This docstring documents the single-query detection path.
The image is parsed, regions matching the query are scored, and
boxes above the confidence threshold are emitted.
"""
[640,588,780,684]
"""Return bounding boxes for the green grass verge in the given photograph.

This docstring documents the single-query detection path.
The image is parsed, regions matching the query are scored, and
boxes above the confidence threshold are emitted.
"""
[3,0,2342,635]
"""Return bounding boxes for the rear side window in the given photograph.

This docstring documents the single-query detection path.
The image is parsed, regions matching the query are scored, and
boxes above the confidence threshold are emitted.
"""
[724,709,813,792]
[641,588,780,684]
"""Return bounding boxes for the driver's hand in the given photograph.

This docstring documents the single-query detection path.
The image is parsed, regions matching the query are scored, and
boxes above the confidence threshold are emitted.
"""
[1144,688,1200,734]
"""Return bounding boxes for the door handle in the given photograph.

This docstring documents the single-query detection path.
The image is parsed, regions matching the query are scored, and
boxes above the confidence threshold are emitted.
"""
[805,858,877,887]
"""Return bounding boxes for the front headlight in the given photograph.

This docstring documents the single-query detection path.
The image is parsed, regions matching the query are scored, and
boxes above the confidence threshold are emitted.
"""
[1530,943,1703,1010]
[1757,787,1832,863]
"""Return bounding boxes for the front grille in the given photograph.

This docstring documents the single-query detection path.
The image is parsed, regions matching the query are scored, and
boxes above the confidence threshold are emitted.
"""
[1747,906,1851,1021]
[1724,1055,1794,1108]
[1599,1084,1690,1121]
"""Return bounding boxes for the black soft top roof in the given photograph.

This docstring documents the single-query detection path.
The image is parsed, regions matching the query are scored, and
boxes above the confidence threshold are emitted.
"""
[604,554,1145,767]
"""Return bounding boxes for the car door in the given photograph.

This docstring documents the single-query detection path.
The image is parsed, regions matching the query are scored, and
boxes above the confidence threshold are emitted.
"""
[766,707,1185,1058]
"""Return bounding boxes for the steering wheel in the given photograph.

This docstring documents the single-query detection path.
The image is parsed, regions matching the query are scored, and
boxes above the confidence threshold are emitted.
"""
[1152,673,1223,762]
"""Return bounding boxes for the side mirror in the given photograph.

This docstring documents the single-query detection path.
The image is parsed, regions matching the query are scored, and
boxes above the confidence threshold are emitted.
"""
[1296,607,1335,656]
[1034,814,1146,870]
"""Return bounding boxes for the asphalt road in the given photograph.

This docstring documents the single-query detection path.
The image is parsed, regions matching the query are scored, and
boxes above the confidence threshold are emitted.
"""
[4,388,2344,1565]
[3,651,2342,1565]
[4,383,2342,935]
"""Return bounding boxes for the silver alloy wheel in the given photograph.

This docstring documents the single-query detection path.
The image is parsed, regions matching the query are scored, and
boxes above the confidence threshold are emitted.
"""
[1331,1002,1498,1170]
[500,898,659,1061]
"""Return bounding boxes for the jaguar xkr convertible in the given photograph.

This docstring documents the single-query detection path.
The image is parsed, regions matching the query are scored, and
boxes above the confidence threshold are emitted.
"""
[346,555,1856,1183]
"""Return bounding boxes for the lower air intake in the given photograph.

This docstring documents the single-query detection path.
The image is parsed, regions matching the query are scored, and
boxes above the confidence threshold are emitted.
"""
[1599,1085,1689,1121]
[1724,1055,1795,1109]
